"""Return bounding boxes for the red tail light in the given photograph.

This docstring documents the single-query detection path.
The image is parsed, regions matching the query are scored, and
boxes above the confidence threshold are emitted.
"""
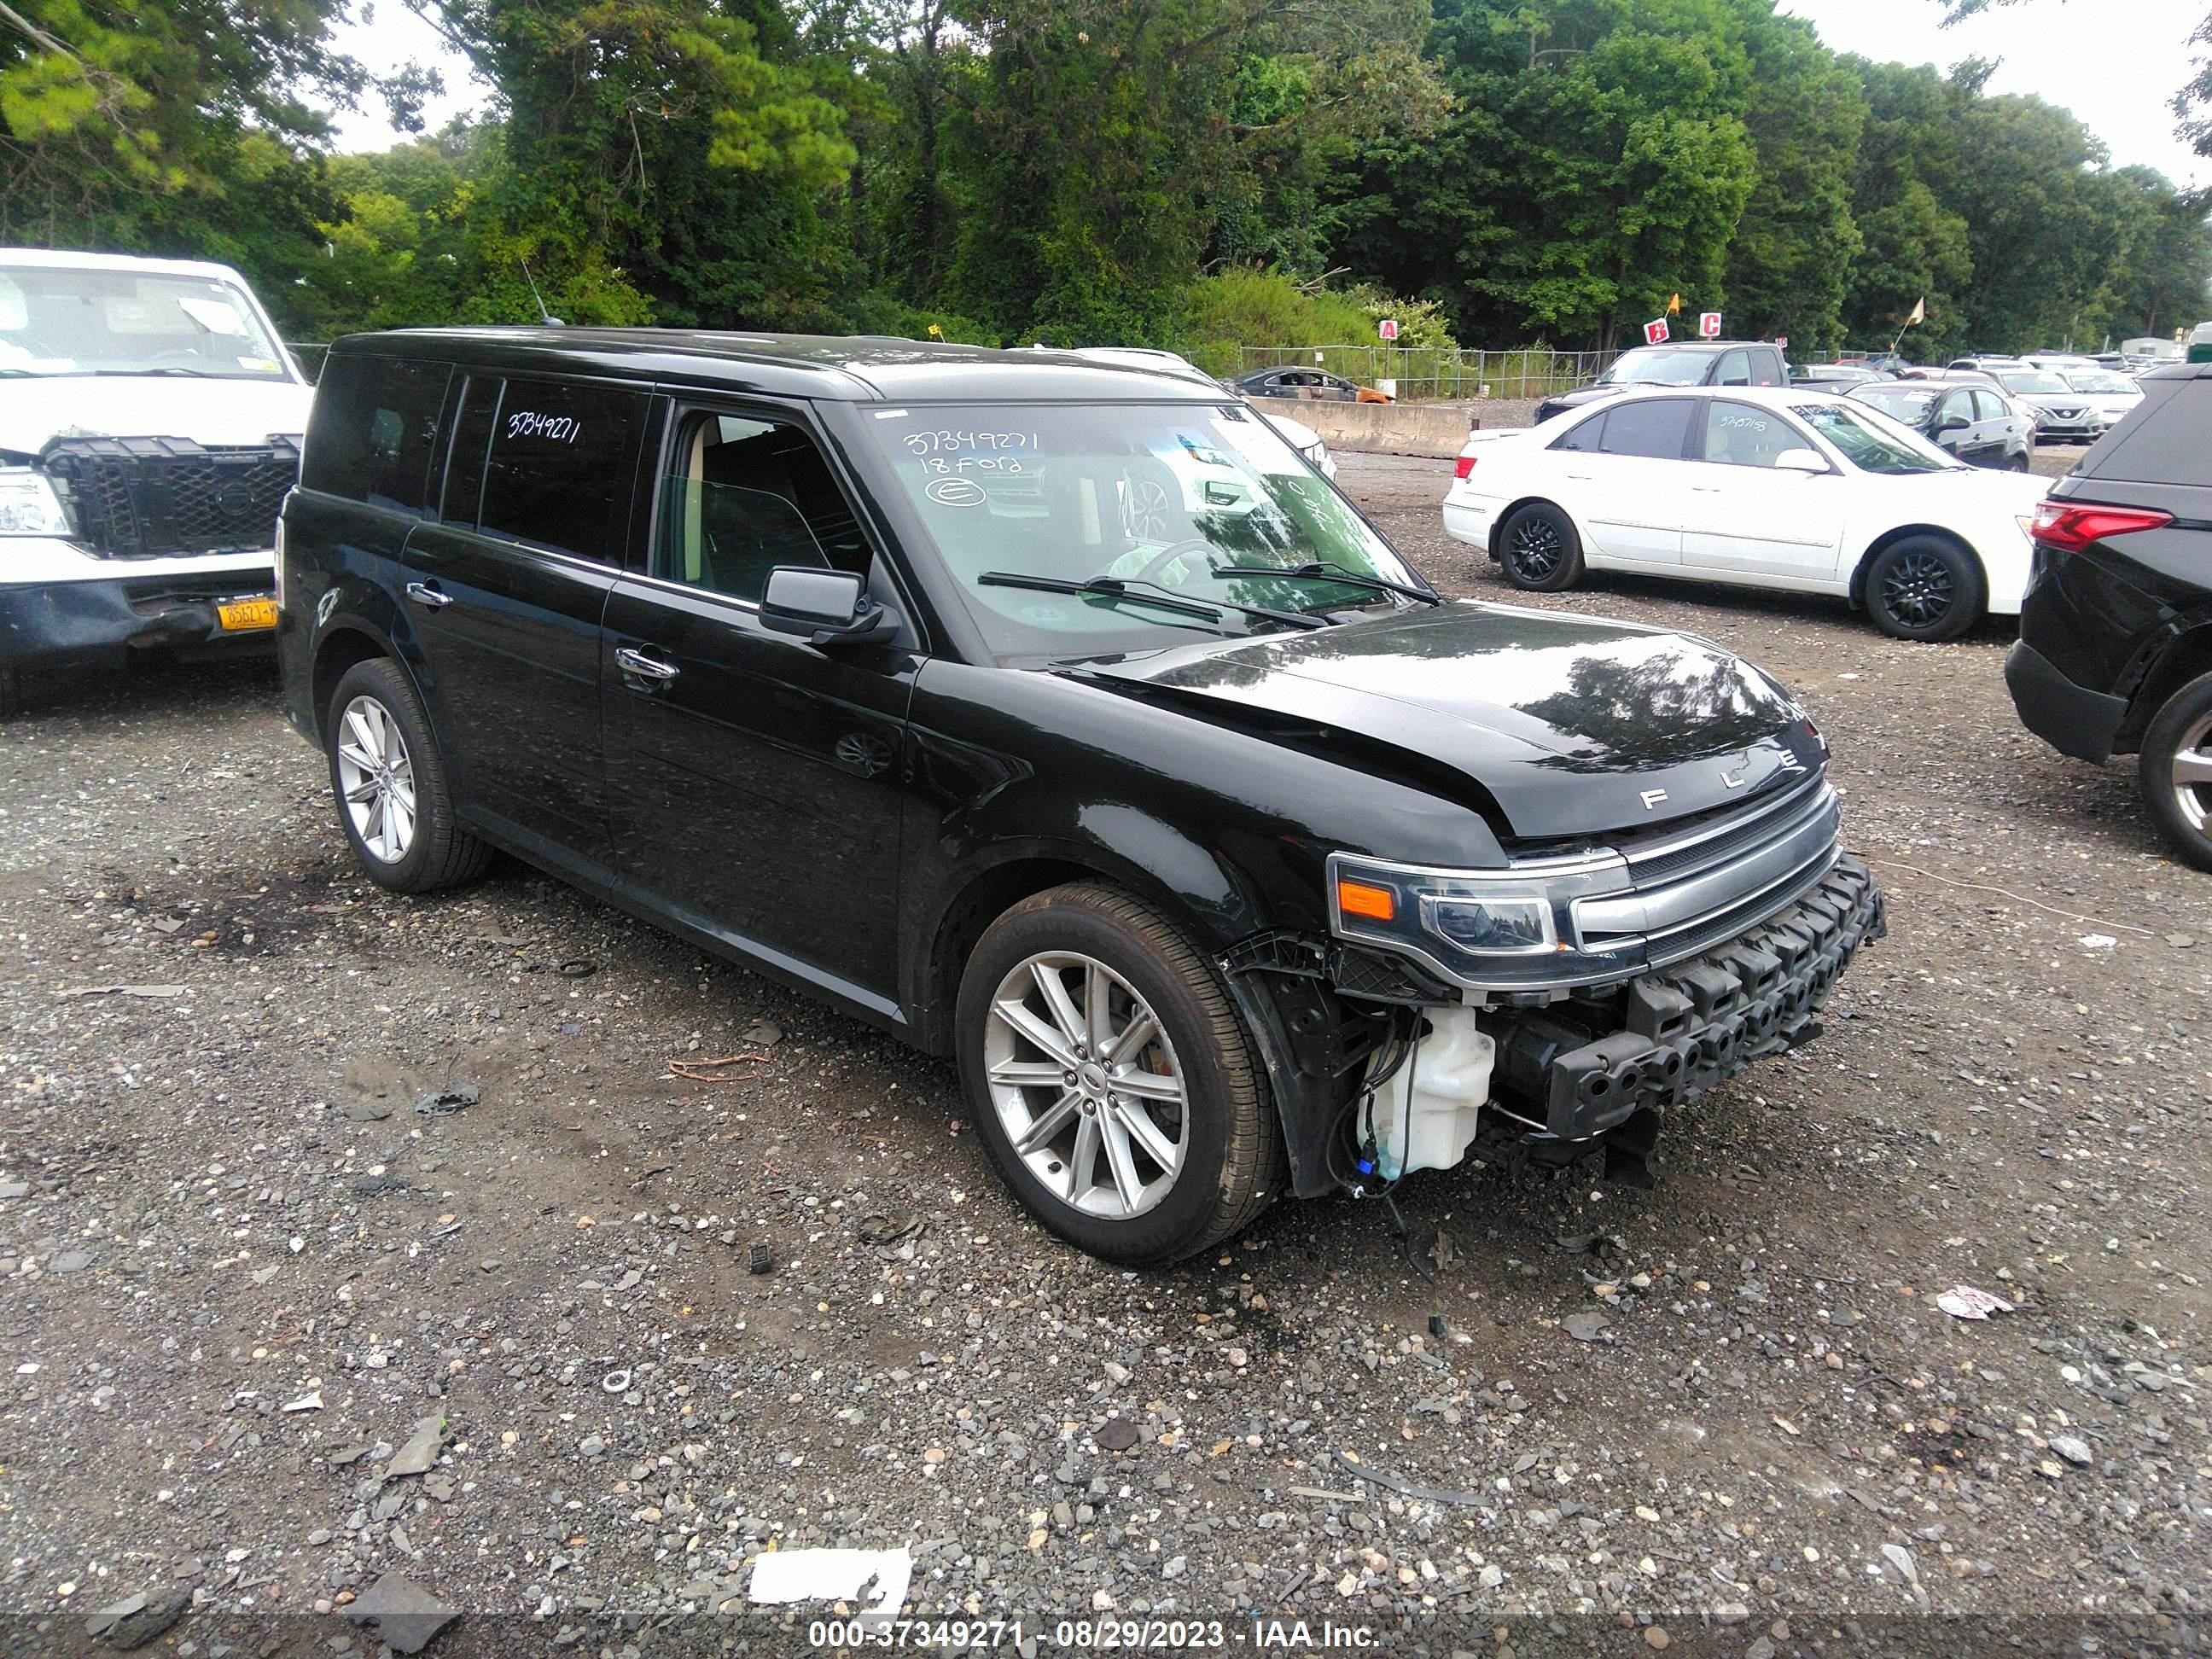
[2032,501,2172,553]
[1453,454,1478,480]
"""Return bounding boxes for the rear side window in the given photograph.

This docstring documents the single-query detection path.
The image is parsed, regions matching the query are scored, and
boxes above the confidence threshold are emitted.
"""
[1598,399,1693,460]
[474,377,646,562]
[300,355,451,516]
[1551,412,1605,451]
[2077,379,2212,486]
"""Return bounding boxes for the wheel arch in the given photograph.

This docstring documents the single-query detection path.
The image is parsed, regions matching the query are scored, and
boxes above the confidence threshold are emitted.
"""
[2119,626,2212,753]
[1846,523,1981,613]
[907,837,1259,1057]
[1487,493,1583,562]
[310,619,432,747]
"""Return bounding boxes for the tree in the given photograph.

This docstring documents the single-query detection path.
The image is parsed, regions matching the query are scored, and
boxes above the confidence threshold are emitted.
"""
[1941,0,2212,160]
[1718,3,1865,352]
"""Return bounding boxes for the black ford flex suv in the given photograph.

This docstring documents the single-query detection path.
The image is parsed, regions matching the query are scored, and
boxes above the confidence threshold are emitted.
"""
[2006,361,2212,869]
[279,330,1884,1263]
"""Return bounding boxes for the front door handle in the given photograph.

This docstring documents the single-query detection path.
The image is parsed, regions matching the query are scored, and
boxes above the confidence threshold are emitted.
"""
[1691,485,1723,492]
[614,645,680,684]
[405,580,451,609]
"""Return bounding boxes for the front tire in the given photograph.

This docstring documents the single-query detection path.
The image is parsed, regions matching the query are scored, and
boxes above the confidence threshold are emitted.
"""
[1865,534,1984,642]
[956,883,1283,1265]
[2139,672,2212,872]
[1498,502,1585,591]
[324,657,491,894]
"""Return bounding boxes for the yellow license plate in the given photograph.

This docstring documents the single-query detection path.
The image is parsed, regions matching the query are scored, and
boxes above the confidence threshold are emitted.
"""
[217,597,277,632]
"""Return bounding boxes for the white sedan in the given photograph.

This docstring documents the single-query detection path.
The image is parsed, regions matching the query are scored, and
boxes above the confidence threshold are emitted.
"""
[1442,386,2048,641]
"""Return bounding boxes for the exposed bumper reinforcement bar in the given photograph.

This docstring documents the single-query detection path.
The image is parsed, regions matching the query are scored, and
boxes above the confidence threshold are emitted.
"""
[1494,853,1885,1144]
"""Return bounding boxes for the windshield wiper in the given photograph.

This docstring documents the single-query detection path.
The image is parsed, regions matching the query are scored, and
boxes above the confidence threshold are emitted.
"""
[980,573,1327,632]
[979,573,1229,627]
[1211,561,1441,606]
[94,367,208,377]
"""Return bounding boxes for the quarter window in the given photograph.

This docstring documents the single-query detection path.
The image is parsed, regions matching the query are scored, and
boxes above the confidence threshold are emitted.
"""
[300,355,451,516]
[656,411,869,602]
[1598,399,1693,460]
[1700,401,1799,469]
[475,377,645,562]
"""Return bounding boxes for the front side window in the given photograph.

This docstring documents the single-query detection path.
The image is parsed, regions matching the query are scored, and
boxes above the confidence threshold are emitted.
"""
[1714,351,1752,387]
[300,356,451,515]
[1700,400,1800,468]
[862,401,1428,659]
[1971,389,2011,422]
[474,377,645,562]
[0,262,294,381]
[1598,399,1693,459]
[656,411,866,602]
[1793,401,1959,474]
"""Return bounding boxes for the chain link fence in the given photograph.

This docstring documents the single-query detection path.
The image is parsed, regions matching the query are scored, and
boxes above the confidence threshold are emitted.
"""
[1232,344,1616,402]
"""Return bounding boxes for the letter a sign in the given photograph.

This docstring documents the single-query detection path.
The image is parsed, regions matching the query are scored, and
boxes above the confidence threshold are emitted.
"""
[1643,317,1670,346]
[1699,311,1723,339]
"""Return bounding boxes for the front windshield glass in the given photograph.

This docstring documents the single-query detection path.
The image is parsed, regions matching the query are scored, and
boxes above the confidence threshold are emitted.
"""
[0,264,292,380]
[1794,401,1959,474]
[1598,350,1711,387]
[2064,370,2135,394]
[1996,370,2071,395]
[1850,385,1937,421]
[863,402,1429,659]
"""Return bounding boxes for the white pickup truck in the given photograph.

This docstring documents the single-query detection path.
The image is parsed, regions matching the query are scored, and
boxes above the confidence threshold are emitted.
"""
[0,248,313,713]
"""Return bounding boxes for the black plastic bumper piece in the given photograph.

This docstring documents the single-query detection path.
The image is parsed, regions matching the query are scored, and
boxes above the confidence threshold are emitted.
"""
[1,575,275,674]
[1498,854,1886,1143]
[2005,638,2128,765]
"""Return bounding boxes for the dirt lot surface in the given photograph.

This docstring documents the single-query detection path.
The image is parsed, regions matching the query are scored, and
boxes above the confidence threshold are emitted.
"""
[2,451,2206,1658]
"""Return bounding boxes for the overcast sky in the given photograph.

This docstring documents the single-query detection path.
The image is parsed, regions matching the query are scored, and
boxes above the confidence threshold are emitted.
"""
[328,0,2209,190]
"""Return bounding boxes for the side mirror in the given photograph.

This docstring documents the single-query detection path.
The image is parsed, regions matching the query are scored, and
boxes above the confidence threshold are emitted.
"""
[1935,414,1970,434]
[760,567,898,645]
[1773,448,1827,473]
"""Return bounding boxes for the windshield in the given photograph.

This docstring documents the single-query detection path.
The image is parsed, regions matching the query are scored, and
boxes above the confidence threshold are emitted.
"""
[1995,370,2071,395]
[2064,370,2136,394]
[1598,350,1712,387]
[1793,401,1959,474]
[1849,385,1937,421]
[0,264,293,381]
[863,402,1429,659]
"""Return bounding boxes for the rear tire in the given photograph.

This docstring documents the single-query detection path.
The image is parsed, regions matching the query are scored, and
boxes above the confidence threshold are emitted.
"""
[1864,534,1984,643]
[956,882,1283,1265]
[1498,502,1586,591]
[2139,672,2212,873]
[324,657,491,894]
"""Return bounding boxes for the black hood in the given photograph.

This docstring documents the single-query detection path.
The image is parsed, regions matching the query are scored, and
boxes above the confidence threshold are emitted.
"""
[1076,602,1821,841]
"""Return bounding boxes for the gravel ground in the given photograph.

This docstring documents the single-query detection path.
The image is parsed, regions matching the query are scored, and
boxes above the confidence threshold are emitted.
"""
[1,450,2205,1658]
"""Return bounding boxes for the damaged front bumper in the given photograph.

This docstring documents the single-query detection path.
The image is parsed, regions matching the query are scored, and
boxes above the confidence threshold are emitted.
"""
[1225,855,1885,1197]
[2,562,277,677]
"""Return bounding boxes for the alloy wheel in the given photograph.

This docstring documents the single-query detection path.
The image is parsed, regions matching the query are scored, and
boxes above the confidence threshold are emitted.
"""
[1509,516,1563,580]
[1881,549,1955,629]
[335,694,418,864]
[982,951,1189,1220]
[2170,713,2212,834]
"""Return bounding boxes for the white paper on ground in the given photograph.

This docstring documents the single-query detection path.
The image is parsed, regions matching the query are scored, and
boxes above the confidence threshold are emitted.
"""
[748,1547,913,1623]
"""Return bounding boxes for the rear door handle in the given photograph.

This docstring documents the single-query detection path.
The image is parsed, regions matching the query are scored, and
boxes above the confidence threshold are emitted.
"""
[1691,485,1723,492]
[405,580,451,609]
[614,645,680,684]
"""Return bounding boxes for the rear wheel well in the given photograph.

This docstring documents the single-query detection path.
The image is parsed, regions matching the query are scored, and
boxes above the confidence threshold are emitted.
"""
[1848,525,1978,612]
[919,858,1104,1051]
[311,629,390,742]
[2119,627,2212,752]
[1487,495,1568,561]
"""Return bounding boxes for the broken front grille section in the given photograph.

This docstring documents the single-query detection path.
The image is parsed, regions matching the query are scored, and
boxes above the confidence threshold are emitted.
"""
[41,435,300,559]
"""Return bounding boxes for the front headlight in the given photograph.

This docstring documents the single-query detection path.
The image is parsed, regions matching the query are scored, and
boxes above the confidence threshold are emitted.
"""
[1328,850,1639,992]
[0,468,72,536]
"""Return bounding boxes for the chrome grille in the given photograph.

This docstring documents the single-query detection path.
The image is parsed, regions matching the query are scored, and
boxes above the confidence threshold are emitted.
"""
[41,435,299,559]
[1569,781,1842,968]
